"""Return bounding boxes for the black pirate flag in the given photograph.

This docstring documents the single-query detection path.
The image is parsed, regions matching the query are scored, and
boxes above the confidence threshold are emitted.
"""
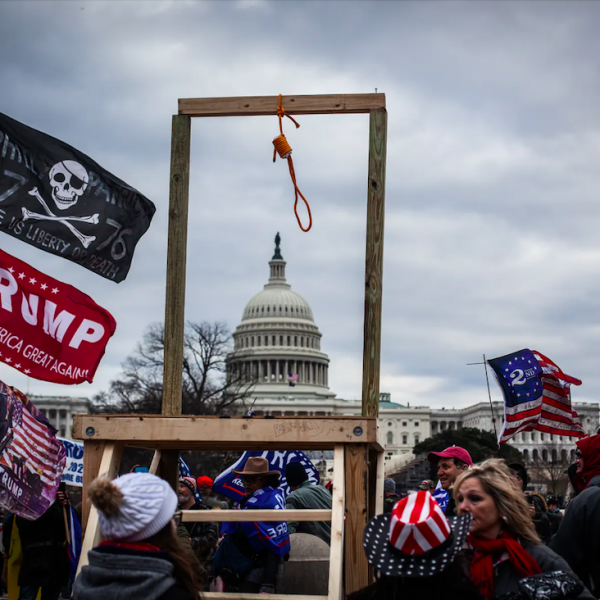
[0,112,156,283]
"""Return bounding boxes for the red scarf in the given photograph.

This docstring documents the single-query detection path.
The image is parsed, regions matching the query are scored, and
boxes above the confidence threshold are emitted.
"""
[468,531,542,599]
[99,540,162,553]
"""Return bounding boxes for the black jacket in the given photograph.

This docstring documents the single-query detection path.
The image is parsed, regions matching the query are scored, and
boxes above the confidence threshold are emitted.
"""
[182,501,218,560]
[16,500,69,588]
[550,477,600,597]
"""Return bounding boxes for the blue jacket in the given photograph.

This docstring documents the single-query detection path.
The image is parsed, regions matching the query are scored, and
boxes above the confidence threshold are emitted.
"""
[223,487,290,557]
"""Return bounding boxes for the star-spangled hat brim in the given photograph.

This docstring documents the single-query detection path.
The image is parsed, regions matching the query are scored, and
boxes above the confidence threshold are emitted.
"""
[363,512,472,578]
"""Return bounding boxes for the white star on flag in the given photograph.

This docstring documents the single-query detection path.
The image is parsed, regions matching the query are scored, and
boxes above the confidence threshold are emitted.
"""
[51,288,59,294]
[5,358,11,364]
[24,369,30,374]
[40,283,48,290]
[14,364,20,369]
[29,278,37,285]
[8,267,14,273]
[18,273,25,279]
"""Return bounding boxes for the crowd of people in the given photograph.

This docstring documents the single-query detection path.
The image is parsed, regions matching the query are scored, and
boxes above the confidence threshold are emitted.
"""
[25,430,598,599]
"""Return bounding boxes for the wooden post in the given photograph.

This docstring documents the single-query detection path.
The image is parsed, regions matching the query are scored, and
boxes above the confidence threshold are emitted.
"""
[77,442,123,577]
[328,445,345,600]
[361,108,387,418]
[81,440,105,531]
[161,114,191,489]
[344,444,369,595]
[163,114,191,416]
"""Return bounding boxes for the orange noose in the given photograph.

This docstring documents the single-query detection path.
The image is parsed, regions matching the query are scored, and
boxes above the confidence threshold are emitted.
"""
[272,94,312,232]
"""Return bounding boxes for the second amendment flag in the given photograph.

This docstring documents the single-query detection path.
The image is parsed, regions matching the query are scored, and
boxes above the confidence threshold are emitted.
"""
[0,112,156,283]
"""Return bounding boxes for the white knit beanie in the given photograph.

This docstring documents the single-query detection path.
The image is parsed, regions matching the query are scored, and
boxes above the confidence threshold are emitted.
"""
[94,473,178,542]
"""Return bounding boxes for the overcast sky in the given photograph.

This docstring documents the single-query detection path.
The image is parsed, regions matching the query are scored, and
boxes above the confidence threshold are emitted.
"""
[1,0,600,411]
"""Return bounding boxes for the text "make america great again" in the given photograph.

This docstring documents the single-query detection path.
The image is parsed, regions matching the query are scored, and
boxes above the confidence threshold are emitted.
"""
[0,249,116,384]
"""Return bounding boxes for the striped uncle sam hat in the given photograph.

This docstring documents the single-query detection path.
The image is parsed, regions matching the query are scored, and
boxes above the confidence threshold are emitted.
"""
[363,491,471,577]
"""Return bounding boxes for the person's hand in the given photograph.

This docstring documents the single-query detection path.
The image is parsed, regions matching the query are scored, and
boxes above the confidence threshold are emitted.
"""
[57,490,69,506]
[528,504,536,517]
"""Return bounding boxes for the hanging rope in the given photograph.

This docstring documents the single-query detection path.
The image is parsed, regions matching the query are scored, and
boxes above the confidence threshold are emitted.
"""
[272,94,312,232]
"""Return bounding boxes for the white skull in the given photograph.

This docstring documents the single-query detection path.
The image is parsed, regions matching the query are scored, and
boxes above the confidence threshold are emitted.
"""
[48,161,89,210]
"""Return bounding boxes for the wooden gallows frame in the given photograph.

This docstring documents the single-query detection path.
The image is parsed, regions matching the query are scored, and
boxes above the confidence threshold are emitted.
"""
[74,93,388,599]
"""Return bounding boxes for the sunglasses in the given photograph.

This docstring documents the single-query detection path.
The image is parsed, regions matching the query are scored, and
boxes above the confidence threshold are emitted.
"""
[172,511,183,527]
[241,475,263,483]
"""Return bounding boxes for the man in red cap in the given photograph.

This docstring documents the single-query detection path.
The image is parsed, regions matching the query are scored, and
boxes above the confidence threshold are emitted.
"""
[427,446,473,515]
[196,475,227,509]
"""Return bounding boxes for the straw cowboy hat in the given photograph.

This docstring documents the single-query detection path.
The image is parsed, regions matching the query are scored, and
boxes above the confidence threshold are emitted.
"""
[233,457,281,477]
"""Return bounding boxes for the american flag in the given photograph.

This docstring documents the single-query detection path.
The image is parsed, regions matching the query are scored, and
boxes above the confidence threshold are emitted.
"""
[487,349,584,444]
[288,373,298,387]
[0,383,65,518]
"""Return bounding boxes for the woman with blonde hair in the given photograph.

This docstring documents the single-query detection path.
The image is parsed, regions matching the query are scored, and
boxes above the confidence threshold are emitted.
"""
[454,459,592,600]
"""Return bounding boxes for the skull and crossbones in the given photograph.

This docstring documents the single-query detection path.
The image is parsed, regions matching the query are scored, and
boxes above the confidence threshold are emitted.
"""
[23,160,99,248]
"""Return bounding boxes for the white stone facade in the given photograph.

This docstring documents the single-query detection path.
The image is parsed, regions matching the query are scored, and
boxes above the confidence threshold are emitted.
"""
[226,236,600,461]
[30,395,90,439]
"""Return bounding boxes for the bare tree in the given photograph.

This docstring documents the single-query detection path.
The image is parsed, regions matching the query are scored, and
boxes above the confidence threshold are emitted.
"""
[528,443,570,496]
[93,321,255,415]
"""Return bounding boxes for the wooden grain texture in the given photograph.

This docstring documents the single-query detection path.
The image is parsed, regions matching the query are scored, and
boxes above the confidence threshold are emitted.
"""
[375,450,385,515]
[163,114,191,418]
[179,94,385,117]
[344,444,369,595]
[81,440,105,531]
[77,442,123,577]
[73,416,381,450]
[182,509,331,522]
[362,108,387,418]
[149,449,162,474]
[328,445,345,600]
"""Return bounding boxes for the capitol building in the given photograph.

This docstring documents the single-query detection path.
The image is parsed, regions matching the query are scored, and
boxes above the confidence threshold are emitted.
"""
[226,235,600,466]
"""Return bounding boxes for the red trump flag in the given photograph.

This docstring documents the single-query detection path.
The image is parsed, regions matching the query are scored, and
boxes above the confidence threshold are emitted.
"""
[0,249,116,384]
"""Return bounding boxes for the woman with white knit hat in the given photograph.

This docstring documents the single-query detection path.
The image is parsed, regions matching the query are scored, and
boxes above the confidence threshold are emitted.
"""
[74,473,201,600]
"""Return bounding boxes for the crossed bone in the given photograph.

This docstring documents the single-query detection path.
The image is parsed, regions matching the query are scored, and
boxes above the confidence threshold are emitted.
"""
[25,187,98,248]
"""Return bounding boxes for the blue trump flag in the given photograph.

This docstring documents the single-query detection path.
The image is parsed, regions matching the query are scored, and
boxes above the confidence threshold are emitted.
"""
[213,450,320,502]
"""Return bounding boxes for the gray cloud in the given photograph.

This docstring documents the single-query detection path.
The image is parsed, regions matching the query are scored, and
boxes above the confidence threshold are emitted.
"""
[0,1,599,411]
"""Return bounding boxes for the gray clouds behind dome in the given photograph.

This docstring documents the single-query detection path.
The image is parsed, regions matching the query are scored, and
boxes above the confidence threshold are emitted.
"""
[0,1,599,409]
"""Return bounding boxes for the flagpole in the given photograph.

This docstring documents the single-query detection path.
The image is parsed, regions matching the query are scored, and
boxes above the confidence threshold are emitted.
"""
[482,354,498,442]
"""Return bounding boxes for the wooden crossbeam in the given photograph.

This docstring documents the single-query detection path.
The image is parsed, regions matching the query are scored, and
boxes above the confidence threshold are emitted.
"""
[179,94,385,118]
[73,416,382,451]
[182,509,331,523]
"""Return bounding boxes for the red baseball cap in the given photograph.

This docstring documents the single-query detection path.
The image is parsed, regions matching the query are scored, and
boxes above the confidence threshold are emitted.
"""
[196,476,214,487]
[427,446,473,466]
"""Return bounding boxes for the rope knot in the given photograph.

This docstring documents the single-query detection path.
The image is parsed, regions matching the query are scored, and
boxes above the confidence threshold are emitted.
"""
[272,94,312,232]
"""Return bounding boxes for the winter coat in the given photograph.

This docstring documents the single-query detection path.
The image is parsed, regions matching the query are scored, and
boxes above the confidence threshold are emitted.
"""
[181,501,218,561]
[550,477,600,597]
[286,481,332,544]
[465,539,594,599]
[16,500,69,588]
[73,544,194,600]
[527,494,552,545]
